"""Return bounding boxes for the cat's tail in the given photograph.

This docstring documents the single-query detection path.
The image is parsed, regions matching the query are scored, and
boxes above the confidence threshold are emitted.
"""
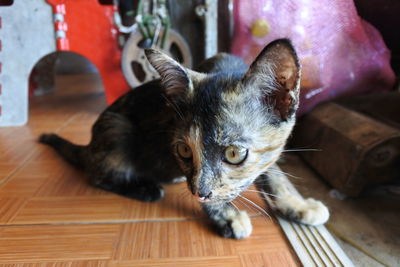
[39,133,86,169]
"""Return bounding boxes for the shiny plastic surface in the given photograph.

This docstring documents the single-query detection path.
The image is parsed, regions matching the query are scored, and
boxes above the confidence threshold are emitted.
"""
[232,0,396,115]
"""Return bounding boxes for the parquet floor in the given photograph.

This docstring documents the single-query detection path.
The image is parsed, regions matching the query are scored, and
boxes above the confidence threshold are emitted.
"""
[0,74,299,266]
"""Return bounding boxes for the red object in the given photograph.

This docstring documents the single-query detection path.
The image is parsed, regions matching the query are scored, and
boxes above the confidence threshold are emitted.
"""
[54,3,66,14]
[55,21,68,32]
[46,0,130,104]
[56,38,70,51]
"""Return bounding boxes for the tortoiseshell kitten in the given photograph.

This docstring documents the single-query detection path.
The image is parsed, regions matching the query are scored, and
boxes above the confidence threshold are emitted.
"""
[40,39,329,239]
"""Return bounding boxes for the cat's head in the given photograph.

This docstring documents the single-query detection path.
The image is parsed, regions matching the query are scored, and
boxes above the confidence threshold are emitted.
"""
[145,39,300,204]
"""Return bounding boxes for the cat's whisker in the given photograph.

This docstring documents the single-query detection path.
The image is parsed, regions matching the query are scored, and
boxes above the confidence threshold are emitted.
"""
[230,202,239,212]
[244,189,279,198]
[237,195,271,220]
[258,195,278,207]
[267,169,301,179]
[235,198,259,216]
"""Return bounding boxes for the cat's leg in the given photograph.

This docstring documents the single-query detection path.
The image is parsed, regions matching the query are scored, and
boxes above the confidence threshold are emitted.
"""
[168,176,186,184]
[92,177,164,202]
[255,164,329,226]
[202,202,252,239]
[85,111,165,202]
[89,165,164,202]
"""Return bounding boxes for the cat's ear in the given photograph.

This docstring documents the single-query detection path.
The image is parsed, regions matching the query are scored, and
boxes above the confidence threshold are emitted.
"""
[145,49,194,98]
[242,39,301,120]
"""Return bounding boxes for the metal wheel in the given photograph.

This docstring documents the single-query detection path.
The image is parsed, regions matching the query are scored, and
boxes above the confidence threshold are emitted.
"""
[121,27,192,88]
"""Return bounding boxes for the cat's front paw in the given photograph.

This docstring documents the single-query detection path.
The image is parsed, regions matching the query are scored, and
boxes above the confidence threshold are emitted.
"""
[276,196,329,226]
[127,183,165,202]
[218,210,252,239]
[297,198,330,225]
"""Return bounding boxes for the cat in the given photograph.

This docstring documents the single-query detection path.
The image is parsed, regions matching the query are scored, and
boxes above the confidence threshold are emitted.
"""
[39,39,329,239]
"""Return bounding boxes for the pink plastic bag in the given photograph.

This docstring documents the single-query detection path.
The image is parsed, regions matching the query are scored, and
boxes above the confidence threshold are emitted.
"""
[231,0,396,116]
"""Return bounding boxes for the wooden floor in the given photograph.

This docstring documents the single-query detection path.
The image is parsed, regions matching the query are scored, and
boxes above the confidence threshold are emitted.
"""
[0,74,299,266]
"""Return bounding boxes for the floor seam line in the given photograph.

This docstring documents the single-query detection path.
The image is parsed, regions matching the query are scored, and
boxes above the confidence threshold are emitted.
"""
[1,214,265,227]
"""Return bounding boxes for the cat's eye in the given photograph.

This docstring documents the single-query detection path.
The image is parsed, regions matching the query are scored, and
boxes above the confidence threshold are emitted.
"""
[177,143,192,159]
[223,146,248,165]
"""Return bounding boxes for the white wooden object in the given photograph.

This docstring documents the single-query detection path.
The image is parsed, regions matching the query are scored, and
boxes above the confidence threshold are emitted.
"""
[0,0,55,126]
[279,218,355,267]
[195,0,218,58]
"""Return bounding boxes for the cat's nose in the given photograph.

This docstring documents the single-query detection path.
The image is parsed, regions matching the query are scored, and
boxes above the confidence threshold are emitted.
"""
[196,191,212,202]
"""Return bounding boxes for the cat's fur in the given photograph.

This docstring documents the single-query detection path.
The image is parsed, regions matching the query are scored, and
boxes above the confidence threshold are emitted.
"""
[39,39,329,239]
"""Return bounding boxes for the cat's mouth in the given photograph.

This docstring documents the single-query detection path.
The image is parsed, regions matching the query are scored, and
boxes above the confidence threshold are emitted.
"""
[194,191,213,203]
[193,192,237,204]
[186,181,239,204]
[197,197,212,203]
